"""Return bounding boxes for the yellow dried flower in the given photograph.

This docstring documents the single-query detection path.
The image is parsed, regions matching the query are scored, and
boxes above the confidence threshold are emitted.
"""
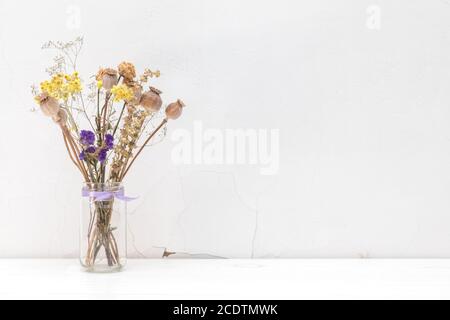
[39,72,82,101]
[111,84,134,102]
[97,80,103,89]
[124,81,143,106]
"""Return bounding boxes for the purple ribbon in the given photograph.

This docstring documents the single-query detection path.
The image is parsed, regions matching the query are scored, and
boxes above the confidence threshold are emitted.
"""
[82,188,138,202]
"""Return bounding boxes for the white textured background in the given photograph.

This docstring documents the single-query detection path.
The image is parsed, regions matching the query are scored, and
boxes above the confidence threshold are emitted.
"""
[0,0,450,258]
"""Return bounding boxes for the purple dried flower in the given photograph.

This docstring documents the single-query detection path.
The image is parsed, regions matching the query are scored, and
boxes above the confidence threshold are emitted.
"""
[105,134,114,150]
[79,147,96,162]
[86,146,96,154]
[105,134,114,143]
[98,148,108,163]
[80,130,96,146]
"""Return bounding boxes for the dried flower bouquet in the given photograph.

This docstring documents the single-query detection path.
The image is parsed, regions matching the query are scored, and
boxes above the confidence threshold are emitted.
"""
[32,38,186,270]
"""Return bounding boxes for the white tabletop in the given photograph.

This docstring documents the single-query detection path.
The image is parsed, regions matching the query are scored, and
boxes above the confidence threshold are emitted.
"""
[1,259,449,300]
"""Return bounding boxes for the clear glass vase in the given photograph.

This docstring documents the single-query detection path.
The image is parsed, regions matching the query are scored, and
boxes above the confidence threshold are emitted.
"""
[80,183,127,273]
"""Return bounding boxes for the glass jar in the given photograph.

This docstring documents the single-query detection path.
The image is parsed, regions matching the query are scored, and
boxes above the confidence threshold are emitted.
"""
[80,183,127,273]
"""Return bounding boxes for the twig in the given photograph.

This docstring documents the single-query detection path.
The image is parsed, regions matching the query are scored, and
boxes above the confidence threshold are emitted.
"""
[79,93,96,132]
[97,90,101,122]
[101,93,111,135]
[61,131,83,174]
[61,126,90,181]
[113,102,127,136]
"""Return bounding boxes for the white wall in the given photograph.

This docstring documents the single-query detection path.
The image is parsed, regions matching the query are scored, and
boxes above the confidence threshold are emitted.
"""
[1,0,450,258]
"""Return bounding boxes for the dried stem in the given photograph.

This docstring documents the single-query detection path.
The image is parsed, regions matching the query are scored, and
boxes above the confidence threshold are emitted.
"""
[62,131,83,174]
[101,93,111,136]
[60,125,89,182]
[113,102,127,136]
[79,93,96,133]
[120,118,167,181]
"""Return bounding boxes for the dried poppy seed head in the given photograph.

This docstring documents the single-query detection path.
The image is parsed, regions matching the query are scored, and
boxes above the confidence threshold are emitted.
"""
[165,99,185,120]
[36,93,60,117]
[96,68,118,91]
[139,87,163,112]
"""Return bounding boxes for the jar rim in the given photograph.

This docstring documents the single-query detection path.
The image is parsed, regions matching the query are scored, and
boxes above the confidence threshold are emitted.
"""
[83,182,123,191]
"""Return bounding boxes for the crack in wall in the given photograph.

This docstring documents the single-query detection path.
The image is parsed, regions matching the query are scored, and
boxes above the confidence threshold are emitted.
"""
[251,198,260,259]
[175,167,189,252]
[251,183,276,259]
[180,170,257,259]
[174,169,281,259]
[126,172,177,257]
[126,168,274,259]
[128,222,147,258]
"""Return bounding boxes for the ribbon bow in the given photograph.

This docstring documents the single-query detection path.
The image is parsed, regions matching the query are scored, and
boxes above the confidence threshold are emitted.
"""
[82,188,138,202]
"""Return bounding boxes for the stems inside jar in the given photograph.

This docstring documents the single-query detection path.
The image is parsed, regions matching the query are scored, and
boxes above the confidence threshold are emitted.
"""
[85,198,121,268]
